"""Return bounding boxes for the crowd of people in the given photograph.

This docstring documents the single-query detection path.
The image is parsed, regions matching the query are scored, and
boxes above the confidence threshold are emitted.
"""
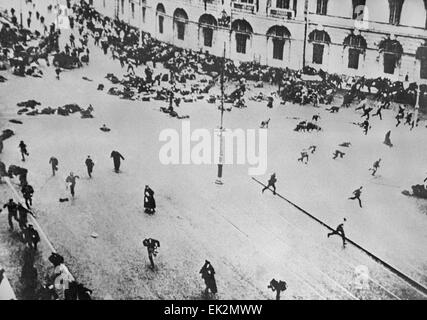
[1,0,427,300]
[0,136,94,299]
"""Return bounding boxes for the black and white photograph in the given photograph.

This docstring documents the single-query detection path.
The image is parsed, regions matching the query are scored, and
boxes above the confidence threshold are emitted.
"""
[0,0,427,306]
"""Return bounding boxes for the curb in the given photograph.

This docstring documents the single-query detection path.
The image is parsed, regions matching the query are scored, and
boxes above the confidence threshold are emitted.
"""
[0,268,16,300]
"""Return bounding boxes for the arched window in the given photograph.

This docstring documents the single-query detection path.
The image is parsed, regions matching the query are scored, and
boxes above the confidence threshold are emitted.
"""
[379,37,403,74]
[267,25,291,60]
[199,14,217,47]
[352,0,366,19]
[343,33,367,69]
[173,8,189,41]
[156,4,165,34]
[388,0,404,25]
[231,19,253,54]
[308,29,331,64]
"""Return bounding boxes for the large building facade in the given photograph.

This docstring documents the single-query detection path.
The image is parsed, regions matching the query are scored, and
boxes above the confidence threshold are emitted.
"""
[86,0,427,82]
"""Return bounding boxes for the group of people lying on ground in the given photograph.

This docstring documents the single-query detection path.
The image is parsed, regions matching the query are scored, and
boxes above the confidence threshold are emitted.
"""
[0,2,93,79]
[16,99,94,118]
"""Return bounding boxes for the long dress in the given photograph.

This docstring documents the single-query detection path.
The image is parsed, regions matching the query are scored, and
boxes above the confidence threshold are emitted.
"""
[144,188,156,212]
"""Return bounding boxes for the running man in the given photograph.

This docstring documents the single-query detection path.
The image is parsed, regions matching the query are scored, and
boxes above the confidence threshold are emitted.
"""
[308,145,317,154]
[298,150,309,164]
[332,150,345,160]
[372,104,384,120]
[49,156,59,176]
[327,218,347,247]
[143,238,160,270]
[3,199,18,231]
[369,158,381,176]
[19,141,29,161]
[361,107,373,120]
[85,156,94,178]
[110,150,125,173]
[262,173,277,195]
[65,172,80,198]
[348,186,363,208]
[362,120,370,135]
[21,184,34,209]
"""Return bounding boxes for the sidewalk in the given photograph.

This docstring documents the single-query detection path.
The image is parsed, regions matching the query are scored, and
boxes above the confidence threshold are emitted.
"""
[0,268,17,300]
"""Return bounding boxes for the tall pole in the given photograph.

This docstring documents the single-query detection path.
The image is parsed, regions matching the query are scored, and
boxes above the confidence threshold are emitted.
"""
[19,0,23,28]
[215,43,226,185]
[128,0,131,24]
[220,43,225,130]
[55,0,60,29]
[414,85,420,128]
[139,0,142,46]
[302,0,309,68]
[115,0,119,19]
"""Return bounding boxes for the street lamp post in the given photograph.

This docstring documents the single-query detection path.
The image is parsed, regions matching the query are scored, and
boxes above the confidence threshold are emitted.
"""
[139,0,143,46]
[19,0,23,28]
[128,1,131,24]
[302,0,309,68]
[215,43,226,185]
[414,85,421,128]
[114,0,119,19]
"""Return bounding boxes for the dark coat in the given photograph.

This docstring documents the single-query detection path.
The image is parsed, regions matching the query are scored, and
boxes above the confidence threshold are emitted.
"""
[85,158,94,170]
[21,184,34,198]
[110,151,124,162]
[200,261,217,294]
[144,187,156,209]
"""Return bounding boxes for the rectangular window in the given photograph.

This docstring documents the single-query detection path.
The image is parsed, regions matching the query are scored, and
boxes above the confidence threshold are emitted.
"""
[348,48,360,69]
[236,34,247,54]
[142,7,146,23]
[272,39,284,60]
[389,0,404,25]
[131,3,135,19]
[240,0,254,4]
[316,0,328,15]
[121,0,124,14]
[312,43,324,64]
[158,15,164,34]
[276,0,290,9]
[177,22,185,40]
[421,58,427,79]
[383,53,396,74]
[203,28,213,47]
[103,0,106,8]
